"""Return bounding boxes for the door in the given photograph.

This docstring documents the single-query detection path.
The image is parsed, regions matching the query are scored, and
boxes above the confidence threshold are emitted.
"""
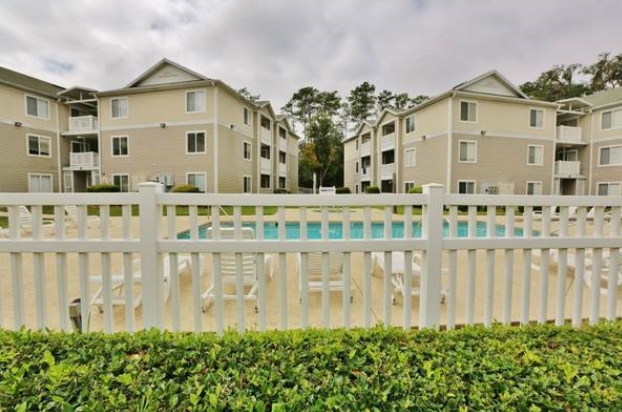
[63,171,74,193]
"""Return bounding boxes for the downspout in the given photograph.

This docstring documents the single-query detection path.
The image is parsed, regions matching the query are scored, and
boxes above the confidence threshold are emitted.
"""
[395,117,400,192]
[213,85,219,193]
[550,105,559,195]
[588,108,594,195]
[446,93,456,192]
[55,100,62,192]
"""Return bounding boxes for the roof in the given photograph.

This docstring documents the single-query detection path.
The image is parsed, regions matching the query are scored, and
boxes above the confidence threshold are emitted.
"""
[0,65,64,98]
[450,70,528,99]
[581,87,622,109]
[125,58,212,88]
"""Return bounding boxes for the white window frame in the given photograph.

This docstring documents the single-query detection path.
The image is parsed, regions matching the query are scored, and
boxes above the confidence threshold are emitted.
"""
[526,181,543,195]
[111,135,129,157]
[404,181,416,193]
[459,100,477,123]
[27,173,53,192]
[27,134,51,157]
[185,89,206,114]
[110,97,129,119]
[243,141,252,161]
[186,130,207,154]
[186,172,207,192]
[597,182,621,196]
[279,126,287,140]
[601,108,622,130]
[458,180,476,194]
[598,145,622,166]
[404,115,415,134]
[458,140,477,163]
[527,144,544,166]
[25,94,50,120]
[404,147,416,167]
[243,175,252,193]
[112,173,130,192]
[278,176,287,189]
[243,107,251,126]
[529,108,545,129]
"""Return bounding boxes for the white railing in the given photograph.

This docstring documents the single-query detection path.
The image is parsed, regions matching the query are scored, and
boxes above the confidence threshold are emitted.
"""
[555,160,580,176]
[279,138,287,151]
[556,126,582,143]
[68,116,98,133]
[279,163,287,176]
[261,128,272,144]
[261,158,272,174]
[360,141,371,157]
[380,133,395,150]
[70,152,99,167]
[381,163,394,179]
[1,184,621,335]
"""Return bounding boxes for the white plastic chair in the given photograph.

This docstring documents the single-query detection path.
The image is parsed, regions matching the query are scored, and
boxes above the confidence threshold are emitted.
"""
[297,251,354,302]
[65,205,100,228]
[18,206,55,234]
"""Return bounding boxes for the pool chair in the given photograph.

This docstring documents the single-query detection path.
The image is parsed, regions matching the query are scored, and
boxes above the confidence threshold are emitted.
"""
[90,254,194,311]
[297,252,354,302]
[19,205,55,234]
[202,227,273,312]
[65,205,100,228]
[372,251,448,305]
[583,250,622,295]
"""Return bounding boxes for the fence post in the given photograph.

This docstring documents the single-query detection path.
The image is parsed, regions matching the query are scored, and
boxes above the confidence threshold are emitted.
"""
[139,182,163,329]
[420,183,445,329]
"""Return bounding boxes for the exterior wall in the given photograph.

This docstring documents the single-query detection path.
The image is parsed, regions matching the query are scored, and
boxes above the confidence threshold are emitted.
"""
[343,139,358,193]
[591,137,622,195]
[256,107,274,194]
[401,135,448,190]
[217,124,254,193]
[0,83,62,192]
[287,135,299,193]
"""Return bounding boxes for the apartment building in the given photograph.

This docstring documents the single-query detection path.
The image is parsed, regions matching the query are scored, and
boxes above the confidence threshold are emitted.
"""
[0,59,299,193]
[345,71,560,195]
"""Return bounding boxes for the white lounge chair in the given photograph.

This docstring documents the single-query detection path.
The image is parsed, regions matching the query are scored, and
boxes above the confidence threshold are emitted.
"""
[372,251,447,304]
[202,227,273,311]
[91,254,194,311]
[19,206,55,234]
[583,249,622,294]
[65,205,100,228]
[297,251,354,301]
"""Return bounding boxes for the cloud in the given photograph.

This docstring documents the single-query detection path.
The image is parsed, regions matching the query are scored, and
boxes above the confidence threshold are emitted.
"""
[0,0,621,108]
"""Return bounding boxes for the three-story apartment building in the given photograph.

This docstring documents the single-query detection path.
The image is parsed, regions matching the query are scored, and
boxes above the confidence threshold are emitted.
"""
[0,59,299,193]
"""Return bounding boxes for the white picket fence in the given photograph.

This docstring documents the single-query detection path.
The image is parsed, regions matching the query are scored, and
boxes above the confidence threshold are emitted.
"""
[0,183,621,334]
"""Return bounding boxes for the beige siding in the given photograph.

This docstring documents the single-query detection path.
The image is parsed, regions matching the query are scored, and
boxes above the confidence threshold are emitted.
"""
[343,139,358,192]
[592,104,622,140]
[286,134,299,193]
[216,125,254,193]
[217,90,253,134]
[400,135,448,190]
[403,98,448,142]
[0,84,60,133]
[591,138,622,195]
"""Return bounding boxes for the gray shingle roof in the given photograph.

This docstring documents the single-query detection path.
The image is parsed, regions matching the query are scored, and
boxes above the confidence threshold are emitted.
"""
[582,87,622,108]
[0,65,64,98]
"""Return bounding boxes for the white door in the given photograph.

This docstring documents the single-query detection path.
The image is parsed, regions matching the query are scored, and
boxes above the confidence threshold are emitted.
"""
[63,171,74,193]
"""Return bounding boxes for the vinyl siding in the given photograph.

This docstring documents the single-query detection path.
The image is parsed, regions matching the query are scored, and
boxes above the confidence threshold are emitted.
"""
[591,138,622,194]
[400,135,448,189]
[216,124,253,193]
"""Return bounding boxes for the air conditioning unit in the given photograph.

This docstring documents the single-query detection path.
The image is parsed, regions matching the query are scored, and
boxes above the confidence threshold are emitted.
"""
[153,174,174,187]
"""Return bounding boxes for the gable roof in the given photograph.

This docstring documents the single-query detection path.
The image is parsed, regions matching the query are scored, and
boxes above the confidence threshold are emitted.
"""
[0,65,64,98]
[581,87,622,109]
[343,121,374,142]
[451,70,528,99]
[125,58,211,88]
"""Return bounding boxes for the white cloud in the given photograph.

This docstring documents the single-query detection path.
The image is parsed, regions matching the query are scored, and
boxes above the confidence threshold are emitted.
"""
[1,0,621,108]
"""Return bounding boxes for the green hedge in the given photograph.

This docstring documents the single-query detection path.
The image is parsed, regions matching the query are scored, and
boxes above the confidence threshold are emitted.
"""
[335,187,351,194]
[1,323,622,410]
[365,186,380,194]
[86,184,120,192]
[172,184,200,193]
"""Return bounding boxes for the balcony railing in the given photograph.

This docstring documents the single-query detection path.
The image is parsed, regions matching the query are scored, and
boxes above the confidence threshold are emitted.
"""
[380,133,395,150]
[556,126,582,143]
[279,163,287,176]
[261,158,272,174]
[261,128,272,144]
[68,116,98,133]
[70,152,99,168]
[381,163,394,178]
[555,160,580,176]
[360,141,371,157]
[360,167,370,180]
[279,138,287,151]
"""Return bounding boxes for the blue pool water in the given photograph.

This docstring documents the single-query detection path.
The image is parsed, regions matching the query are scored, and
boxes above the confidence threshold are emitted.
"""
[178,221,528,240]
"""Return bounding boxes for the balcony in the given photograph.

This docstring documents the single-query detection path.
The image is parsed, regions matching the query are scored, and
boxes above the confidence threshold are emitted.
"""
[380,163,395,179]
[261,158,272,174]
[279,163,287,176]
[380,133,395,151]
[360,141,371,157]
[360,166,371,181]
[69,152,99,168]
[67,116,98,134]
[261,128,272,144]
[555,160,581,177]
[556,126,582,143]
[279,138,287,151]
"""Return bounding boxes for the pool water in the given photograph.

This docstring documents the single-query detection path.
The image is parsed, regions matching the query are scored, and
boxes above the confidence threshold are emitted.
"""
[178,221,528,240]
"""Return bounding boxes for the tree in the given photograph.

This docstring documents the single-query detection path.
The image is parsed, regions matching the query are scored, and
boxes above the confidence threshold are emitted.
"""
[376,90,395,113]
[583,52,622,92]
[281,87,320,131]
[347,81,376,124]
[520,64,589,101]
[305,114,343,186]
[316,90,342,119]
[409,95,429,107]
[237,87,260,102]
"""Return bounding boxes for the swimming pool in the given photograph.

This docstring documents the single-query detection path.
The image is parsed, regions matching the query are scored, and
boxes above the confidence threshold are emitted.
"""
[178,221,529,240]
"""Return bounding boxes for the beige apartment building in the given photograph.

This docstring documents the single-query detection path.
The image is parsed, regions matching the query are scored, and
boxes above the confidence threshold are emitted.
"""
[0,59,299,194]
[346,70,622,196]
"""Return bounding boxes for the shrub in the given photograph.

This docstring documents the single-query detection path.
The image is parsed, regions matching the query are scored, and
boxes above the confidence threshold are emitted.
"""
[1,323,621,410]
[365,186,380,194]
[336,187,351,194]
[86,184,120,192]
[408,185,423,194]
[172,184,200,193]
[274,188,289,194]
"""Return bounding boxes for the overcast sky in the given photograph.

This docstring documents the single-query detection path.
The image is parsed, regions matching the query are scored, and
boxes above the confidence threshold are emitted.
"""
[1,0,622,110]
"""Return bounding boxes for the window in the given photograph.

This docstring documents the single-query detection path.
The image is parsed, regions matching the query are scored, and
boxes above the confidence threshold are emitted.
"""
[28,174,52,192]
[279,177,286,189]
[260,144,271,159]
[243,176,252,193]
[243,141,251,160]
[526,181,542,195]
[527,145,543,165]
[187,173,206,192]
[27,135,51,157]
[25,95,49,119]
[598,182,621,196]
[404,147,416,167]
[459,140,477,163]
[279,127,286,139]
[404,181,416,193]
[458,181,475,194]
[405,115,415,133]
[111,136,129,157]
[112,174,130,192]
[260,174,270,189]
[261,116,271,130]
[529,108,544,128]
[381,150,394,165]
[279,151,286,164]
[187,131,206,154]
[111,97,128,119]
[186,90,206,113]
[243,108,251,125]
[361,133,371,144]
[599,145,622,166]
[460,101,477,122]
[382,122,395,136]
[602,109,622,130]
[355,162,359,173]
